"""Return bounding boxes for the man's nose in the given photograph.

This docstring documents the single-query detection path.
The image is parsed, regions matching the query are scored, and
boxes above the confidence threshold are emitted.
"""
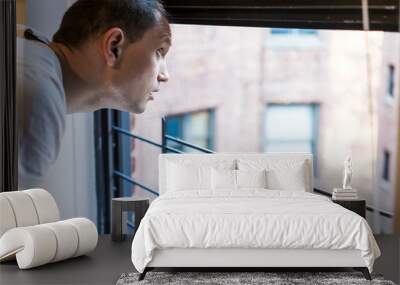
[158,61,169,82]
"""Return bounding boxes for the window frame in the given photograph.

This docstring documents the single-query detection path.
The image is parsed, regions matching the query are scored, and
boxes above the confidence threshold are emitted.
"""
[0,0,17,193]
[263,103,320,176]
[382,149,391,182]
[3,0,398,232]
[163,0,400,32]
[387,64,396,98]
[165,109,215,152]
[93,0,399,232]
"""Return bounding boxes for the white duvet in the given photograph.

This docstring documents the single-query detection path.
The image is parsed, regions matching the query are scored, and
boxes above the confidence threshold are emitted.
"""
[131,190,380,273]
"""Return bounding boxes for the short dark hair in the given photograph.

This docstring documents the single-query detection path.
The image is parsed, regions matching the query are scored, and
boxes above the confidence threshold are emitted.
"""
[53,0,167,49]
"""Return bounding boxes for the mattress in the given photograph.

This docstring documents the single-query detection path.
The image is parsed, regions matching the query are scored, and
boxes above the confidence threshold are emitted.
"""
[131,190,380,273]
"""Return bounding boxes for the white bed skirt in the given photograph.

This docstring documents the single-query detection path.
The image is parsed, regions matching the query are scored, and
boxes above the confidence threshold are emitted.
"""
[148,248,366,268]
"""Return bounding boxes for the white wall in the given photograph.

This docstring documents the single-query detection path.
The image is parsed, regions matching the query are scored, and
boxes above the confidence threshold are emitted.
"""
[25,0,97,223]
[26,0,67,38]
[40,114,97,222]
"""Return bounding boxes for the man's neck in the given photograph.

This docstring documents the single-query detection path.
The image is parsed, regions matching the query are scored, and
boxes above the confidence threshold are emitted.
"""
[48,42,106,113]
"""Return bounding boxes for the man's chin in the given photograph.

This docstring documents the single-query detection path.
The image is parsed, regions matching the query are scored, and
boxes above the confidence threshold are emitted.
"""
[121,96,152,114]
[128,101,147,114]
[135,108,146,114]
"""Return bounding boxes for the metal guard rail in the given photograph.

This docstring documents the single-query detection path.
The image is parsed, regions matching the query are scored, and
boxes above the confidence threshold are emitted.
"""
[313,188,393,219]
[165,134,214,153]
[112,126,182,153]
[112,124,214,197]
[114,170,159,196]
[112,124,393,220]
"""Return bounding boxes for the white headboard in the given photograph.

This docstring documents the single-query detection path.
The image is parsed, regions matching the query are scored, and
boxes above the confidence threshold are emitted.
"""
[159,153,313,195]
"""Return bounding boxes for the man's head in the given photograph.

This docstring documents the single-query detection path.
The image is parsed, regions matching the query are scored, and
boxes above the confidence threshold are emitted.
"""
[53,0,171,113]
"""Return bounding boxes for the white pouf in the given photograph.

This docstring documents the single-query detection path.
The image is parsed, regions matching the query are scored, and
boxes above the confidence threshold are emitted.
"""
[24,188,60,223]
[0,189,98,269]
[0,196,17,237]
[1,191,40,227]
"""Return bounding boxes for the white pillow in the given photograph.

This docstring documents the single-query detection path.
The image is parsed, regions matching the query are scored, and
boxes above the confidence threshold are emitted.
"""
[211,168,236,190]
[266,165,307,191]
[236,169,267,189]
[166,159,236,192]
[211,169,268,190]
[168,162,211,191]
[237,158,309,191]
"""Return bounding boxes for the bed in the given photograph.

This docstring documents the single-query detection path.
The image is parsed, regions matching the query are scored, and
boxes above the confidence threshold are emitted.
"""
[131,153,380,281]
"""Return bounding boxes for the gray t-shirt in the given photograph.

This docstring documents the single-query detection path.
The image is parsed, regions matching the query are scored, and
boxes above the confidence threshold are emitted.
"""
[17,27,66,189]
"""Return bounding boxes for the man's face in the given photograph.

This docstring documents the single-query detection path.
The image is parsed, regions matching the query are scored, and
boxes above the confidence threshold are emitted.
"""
[109,18,171,113]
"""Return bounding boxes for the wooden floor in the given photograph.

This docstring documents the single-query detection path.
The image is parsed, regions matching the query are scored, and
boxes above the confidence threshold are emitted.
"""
[0,235,133,285]
[0,234,398,285]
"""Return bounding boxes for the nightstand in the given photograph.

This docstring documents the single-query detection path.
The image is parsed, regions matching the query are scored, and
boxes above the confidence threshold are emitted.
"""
[112,197,149,242]
[332,199,366,218]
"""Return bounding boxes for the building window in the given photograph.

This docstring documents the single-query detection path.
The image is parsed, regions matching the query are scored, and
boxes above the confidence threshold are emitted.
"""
[387,64,395,98]
[165,110,215,152]
[267,28,320,48]
[264,104,319,172]
[270,28,318,36]
[382,150,390,181]
[298,29,319,35]
[270,28,292,35]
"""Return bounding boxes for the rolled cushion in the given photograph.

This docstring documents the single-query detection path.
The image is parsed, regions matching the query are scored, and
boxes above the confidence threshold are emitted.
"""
[0,191,39,227]
[0,218,98,269]
[23,188,60,223]
[0,226,57,269]
[0,189,60,238]
[64,218,98,257]
[0,196,17,237]
[42,221,79,262]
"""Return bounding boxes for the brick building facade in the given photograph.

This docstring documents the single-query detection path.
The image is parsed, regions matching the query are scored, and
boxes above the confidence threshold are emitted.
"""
[131,25,398,233]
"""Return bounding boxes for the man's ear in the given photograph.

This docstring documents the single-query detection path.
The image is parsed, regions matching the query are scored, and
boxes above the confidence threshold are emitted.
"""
[102,27,125,68]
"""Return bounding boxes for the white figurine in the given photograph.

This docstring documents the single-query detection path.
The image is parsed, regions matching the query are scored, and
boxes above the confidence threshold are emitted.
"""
[342,156,353,190]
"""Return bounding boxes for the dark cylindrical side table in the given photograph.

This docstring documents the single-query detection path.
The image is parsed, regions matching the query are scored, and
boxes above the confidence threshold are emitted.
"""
[332,199,366,218]
[112,197,149,242]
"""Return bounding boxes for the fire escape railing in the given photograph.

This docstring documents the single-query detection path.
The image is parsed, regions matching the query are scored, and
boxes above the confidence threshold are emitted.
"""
[113,118,394,219]
[112,117,214,198]
[114,119,394,217]
[110,117,214,232]
[96,110,393,233]
[313,189,393,219]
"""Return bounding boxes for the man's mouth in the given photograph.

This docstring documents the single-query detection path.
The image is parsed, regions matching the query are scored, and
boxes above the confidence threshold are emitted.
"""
[149,89,159,101]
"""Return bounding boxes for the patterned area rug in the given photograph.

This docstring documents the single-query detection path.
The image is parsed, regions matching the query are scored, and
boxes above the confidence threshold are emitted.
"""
[116,271,396,285]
